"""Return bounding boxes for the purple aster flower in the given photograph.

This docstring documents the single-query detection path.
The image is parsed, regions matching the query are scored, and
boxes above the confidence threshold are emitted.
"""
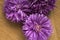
[22,14,52,40]
[25,0,55,15]
[4,0,30,22]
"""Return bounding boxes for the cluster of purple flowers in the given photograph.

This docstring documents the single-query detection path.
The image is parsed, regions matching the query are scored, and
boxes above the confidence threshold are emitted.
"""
[4,0,55,40]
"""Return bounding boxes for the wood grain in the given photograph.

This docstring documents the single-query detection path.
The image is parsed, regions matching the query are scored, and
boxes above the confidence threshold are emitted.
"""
[0,0,60,40]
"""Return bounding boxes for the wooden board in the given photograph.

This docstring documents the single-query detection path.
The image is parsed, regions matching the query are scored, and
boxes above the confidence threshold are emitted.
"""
[0,0,60,40]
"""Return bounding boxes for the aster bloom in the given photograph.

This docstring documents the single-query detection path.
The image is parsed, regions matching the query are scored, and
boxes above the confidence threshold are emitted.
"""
[22,14,52,40]
[4,0,30,22]
[27,0,56,15]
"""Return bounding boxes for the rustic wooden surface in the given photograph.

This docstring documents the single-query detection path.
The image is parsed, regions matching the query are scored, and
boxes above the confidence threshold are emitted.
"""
[0,0,60,40]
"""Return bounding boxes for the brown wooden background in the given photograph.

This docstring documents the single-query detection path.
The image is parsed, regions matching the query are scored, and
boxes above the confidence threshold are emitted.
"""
[0,0,60,40]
